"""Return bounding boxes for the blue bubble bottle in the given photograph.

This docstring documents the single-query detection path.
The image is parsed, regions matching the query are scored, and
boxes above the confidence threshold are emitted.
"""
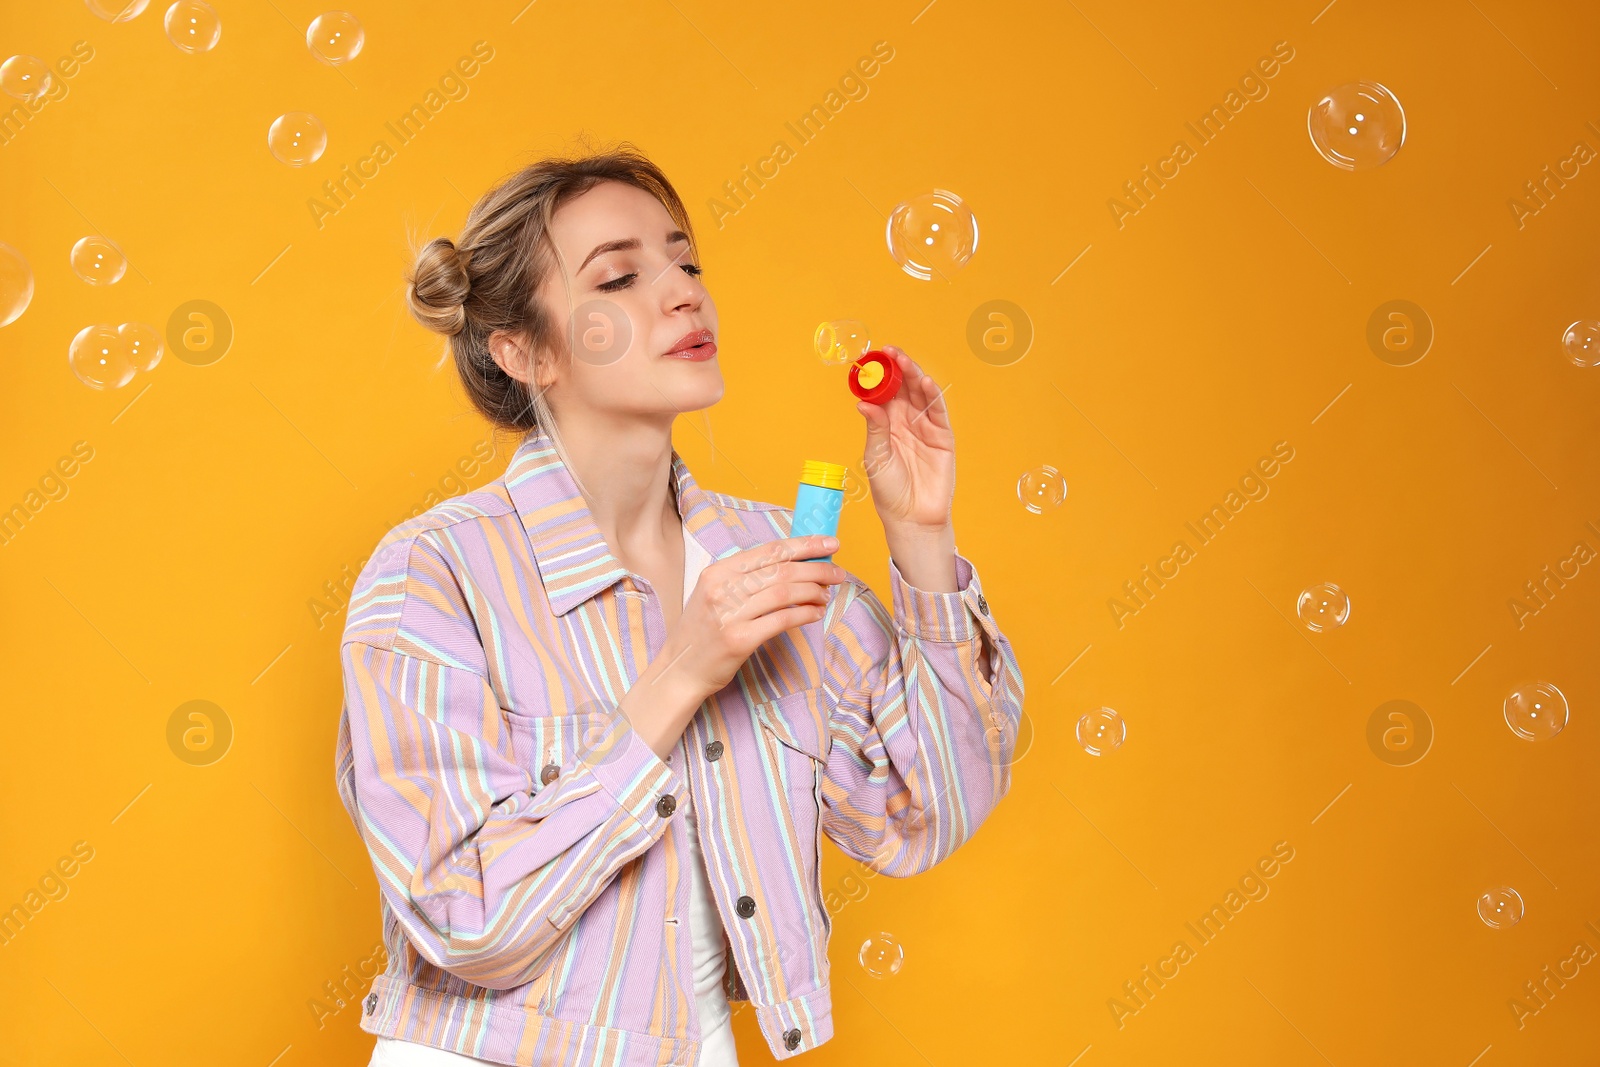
[791,460,847,562]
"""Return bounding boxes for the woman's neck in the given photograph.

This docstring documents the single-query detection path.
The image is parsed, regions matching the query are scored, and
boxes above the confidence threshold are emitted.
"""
[554,413,681,557]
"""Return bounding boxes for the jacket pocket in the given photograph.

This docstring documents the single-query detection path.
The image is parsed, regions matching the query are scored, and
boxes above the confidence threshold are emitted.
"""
[750,686,829,762]
[752,688,832,943]
[500,709,605,796]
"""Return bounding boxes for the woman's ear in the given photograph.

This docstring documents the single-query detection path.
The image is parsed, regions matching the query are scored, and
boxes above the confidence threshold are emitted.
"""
[488,329,531,383]
[489,329,560,392]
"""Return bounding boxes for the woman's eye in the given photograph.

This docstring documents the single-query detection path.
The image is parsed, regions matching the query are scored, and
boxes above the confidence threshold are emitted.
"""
[596,263,702,292]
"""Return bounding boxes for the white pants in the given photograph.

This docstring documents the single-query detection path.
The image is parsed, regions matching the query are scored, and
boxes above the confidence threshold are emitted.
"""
[370,1037,493,1066]
[369,1021,738,1066]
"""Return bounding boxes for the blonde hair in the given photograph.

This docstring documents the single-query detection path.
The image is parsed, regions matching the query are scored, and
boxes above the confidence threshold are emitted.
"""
[404,139,700,491]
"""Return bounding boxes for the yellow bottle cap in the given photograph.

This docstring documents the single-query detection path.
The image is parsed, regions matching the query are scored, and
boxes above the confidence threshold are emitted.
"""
[800,459,848,489]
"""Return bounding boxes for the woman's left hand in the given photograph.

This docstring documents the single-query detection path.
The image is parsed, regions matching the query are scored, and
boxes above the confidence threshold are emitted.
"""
[856,346,955,532]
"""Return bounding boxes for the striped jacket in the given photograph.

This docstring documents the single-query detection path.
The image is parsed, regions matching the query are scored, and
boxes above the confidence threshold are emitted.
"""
[334,422,1025,1064]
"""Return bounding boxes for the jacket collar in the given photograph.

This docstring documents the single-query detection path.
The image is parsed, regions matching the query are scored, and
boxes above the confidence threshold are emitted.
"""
[504,422,747,617]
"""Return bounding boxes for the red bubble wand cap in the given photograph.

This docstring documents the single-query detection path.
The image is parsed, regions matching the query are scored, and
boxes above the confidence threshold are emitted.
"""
[848,349,903,405]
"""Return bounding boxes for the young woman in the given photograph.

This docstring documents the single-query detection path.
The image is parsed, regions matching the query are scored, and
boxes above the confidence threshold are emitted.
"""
[335,144,1024,1066]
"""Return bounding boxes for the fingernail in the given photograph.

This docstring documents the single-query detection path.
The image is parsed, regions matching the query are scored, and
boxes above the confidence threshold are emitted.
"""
[824,537,839,548]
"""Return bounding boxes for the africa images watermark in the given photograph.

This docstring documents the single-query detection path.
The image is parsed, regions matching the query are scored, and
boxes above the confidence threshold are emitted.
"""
[1,839,97,948]
[728,843,896,1024]
[1506,519,1598,630]
[705,40,896,229]
[1508,918,1600,1030]
[0,440,97,549]
[0,40,96,149]
[1106,39,1296,230]
[308,940,387,1030]
[1506,120,1599,231]
[1107,840,1296,1029]
[1108,441,1296,629]
[306,40,496,230]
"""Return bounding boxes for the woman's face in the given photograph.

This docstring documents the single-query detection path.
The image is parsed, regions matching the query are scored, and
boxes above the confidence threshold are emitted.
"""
[529,179,723,421]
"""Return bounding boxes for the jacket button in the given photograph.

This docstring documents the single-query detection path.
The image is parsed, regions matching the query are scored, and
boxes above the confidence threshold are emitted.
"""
[364,992,377,1015]
[783,1028,801,1050]
[656,794,677,817]
[540,763,560,786]
[735,895,755,918]
[705,739,723,761]
[976,592,989,616]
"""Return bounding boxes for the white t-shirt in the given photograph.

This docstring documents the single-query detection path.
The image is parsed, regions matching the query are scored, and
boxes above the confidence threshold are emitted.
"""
[369,522,738,1067]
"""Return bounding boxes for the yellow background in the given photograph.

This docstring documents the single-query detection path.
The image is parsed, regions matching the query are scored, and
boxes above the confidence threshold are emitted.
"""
[2,0,1598,1063]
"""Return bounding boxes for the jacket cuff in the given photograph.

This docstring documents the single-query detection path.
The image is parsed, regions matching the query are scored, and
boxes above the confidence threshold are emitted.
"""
[888,550,988,643]
[582,711,687,835]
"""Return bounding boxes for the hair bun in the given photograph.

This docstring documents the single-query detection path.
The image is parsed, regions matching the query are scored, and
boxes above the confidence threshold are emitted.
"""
[406,236,471,337]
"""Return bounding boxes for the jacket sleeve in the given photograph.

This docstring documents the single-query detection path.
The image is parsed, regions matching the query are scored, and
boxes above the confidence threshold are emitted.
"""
[816,548,1025,877]
[334,526,686,990]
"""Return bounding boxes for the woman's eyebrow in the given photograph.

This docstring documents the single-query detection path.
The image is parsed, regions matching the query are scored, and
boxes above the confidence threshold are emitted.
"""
[578,230,691,273]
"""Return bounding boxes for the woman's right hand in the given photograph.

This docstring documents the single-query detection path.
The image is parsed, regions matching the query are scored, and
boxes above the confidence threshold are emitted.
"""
[662,534,849,700]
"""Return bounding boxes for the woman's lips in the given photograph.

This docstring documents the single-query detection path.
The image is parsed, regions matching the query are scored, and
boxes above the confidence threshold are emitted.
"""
[666,327,715,359]
[664,341,717,361]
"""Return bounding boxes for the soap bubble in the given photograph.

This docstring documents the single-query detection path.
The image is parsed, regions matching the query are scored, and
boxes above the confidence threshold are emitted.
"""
[1308,81,1405,171]
[86,0,151,21]
[1561,320,1600,367]
[70,236,128,286]
[164,0,221,52]
[118,321,164,372]
[1477,886,1524,929]
[306,11,365,65]
[267,111,327,166]
[1017,465,1067,514]
[984,701,1033,769]
[858,933,904,978]
[1503,680,1568,742]
[1076,707,1125,756]
[0,243,34,328]
[1296,582,1351,632]
[885,189,978,281]
[0,55,55,102]
[70,324,136,390]
[814,320,870,366]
